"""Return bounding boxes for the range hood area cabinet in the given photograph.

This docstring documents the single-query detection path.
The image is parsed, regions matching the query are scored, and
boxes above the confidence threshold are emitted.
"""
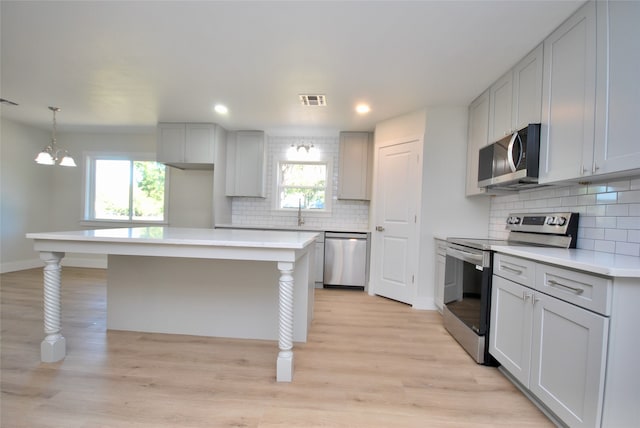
[539,0,640,184]
[157,123,217,169]
[338,131,373,200]
[225,131,267,198]
[465,43,543,196]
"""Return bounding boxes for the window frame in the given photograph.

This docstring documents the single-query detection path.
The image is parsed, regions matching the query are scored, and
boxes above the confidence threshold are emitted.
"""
[82,152,170,226]
[274,159,332,213]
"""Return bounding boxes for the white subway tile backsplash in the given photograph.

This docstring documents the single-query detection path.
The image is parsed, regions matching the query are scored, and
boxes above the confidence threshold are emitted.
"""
[617,217,640,230]
[606,204,629,216]
[595,217,617,228]
[490,176,640,256]
[583,228,605,240]
[594,240,616,253]
[604,228,626,242]
[616,242,640,257]
[619,190,640,204]
[596,192,617,204]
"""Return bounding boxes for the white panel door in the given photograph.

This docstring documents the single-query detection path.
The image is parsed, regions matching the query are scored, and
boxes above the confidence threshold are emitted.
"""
[371,140,419,304]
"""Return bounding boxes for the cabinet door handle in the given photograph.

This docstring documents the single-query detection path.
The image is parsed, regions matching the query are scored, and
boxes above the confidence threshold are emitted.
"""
[502,264,523,275]
[547,279,584,294]
[375,226,385,232]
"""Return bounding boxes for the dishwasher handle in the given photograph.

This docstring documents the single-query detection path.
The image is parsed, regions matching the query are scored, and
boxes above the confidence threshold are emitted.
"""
[325,232,367,240]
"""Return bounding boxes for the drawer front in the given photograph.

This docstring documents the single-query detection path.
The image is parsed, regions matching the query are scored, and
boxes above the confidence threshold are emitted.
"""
[536,264,612,315]
[494,253,536,288]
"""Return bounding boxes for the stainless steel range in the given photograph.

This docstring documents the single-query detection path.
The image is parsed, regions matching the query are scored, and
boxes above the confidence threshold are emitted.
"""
[443,212,579,364]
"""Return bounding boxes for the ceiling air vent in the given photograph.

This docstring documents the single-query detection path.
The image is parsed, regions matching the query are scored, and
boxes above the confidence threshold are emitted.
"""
[299,94,327,106]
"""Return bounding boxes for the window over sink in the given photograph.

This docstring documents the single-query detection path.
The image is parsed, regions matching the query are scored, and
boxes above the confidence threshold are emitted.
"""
[276,161,330,211]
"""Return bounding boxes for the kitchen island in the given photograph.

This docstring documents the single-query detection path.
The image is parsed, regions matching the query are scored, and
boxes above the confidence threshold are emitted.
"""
[26,227,319,382]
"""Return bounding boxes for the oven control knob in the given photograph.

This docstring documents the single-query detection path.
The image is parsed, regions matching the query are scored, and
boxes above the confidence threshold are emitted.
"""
[546,217,556,225]
[512,216,521,225]
[557,216,567,226]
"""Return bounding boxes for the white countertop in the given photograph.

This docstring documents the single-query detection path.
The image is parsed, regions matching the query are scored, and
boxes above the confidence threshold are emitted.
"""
[27,227,320,249]
[492,245,640,278]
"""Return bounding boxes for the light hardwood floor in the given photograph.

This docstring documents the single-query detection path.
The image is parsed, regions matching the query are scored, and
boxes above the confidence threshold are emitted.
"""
[1,267,552,427]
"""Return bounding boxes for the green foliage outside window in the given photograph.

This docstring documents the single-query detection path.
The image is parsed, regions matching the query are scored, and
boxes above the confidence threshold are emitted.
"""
[279,162,327,210]
[93,159,166,221]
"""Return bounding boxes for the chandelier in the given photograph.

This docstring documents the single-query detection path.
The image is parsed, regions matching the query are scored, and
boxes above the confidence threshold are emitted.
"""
[34,106,77,167]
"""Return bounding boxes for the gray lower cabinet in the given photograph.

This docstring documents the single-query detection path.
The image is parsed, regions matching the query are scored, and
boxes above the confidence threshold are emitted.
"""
[491,275,607,427]
[490,253,640,427]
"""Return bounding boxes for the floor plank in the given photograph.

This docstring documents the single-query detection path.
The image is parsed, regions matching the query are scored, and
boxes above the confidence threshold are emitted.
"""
[1,267,552,427]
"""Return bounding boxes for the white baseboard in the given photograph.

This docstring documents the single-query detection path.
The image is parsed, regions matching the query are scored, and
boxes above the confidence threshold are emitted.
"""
[412,295,437,310]
[1,256,107,273]
[0,259,42,274]
[62,257,107,269]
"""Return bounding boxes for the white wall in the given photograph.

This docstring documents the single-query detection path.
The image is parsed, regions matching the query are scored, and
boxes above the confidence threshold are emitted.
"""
[0,118,53,272]
[417,107,490,308]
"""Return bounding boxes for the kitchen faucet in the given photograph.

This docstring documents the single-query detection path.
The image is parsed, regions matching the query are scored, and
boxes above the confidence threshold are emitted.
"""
[297,200,305,227]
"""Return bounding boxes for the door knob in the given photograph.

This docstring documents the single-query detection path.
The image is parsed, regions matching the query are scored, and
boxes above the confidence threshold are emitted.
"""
[375,226,385,232]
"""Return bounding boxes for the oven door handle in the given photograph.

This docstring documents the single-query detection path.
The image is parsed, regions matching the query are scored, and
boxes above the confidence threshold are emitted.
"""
[446,247,484,267]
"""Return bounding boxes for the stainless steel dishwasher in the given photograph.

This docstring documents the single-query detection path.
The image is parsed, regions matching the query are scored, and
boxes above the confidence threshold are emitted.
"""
[323,232,368,289]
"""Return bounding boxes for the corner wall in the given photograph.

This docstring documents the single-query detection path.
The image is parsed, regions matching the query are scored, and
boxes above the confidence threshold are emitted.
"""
[416,107,491,309]
[0,118,52,272]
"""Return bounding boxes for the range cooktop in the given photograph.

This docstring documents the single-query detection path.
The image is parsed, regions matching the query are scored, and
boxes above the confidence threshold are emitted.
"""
[447,212,580,250]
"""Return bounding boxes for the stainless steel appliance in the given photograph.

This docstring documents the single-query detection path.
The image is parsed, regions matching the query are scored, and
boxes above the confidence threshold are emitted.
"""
[323,232,367,289]
[478,123,541,190]
[443,212,579,364]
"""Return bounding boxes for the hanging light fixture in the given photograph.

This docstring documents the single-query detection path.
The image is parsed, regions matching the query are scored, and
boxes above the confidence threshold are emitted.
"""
[35,106,77,167]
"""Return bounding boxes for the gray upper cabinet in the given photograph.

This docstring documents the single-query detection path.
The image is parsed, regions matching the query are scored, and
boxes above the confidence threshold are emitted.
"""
[540,0,640,184]
[338,132,373,200]
[488,72,513,143]
[539,1,597,184]
[593,0,640,177]
[489,43,543,144]
[466,89,490,196]
[512,43,543,131]
[157,123,216,169]
[225,131,267,198]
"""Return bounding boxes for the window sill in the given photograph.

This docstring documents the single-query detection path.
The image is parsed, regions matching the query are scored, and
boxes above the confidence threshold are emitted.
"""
[79,220,169,228]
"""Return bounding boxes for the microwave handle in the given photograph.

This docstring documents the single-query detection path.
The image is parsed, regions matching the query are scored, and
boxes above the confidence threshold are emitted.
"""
[507,131,521,172]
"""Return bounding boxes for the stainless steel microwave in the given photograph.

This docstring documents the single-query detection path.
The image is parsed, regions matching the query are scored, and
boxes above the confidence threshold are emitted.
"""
[478,123,541,190]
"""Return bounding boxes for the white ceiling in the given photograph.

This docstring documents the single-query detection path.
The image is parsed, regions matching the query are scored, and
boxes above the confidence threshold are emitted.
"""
[1,0,583,134]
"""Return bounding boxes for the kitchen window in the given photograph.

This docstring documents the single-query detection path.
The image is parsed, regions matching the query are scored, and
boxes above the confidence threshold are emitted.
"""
[277,161,329,211]
[84,153,169,224]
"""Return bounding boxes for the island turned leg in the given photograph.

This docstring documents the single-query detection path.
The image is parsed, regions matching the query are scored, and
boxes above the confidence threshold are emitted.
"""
[276,262,294,382]
[40,251,66,363]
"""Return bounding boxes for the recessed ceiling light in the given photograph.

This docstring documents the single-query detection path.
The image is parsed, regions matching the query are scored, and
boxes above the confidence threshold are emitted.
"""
[356,104,370,114]
[214,104,228,114]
